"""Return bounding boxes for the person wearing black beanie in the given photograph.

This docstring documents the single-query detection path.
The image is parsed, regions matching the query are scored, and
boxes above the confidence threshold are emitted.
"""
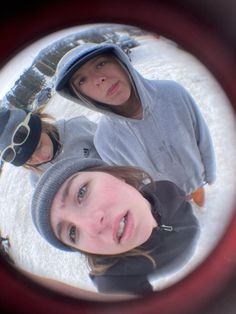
[0,108,41,166]
[0,107,101,185]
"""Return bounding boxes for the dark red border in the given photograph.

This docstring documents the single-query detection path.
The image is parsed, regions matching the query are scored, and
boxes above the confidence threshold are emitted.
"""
[0,1,236,313]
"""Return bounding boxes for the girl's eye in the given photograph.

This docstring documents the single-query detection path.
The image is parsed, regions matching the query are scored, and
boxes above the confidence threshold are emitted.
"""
[77,185,87,202]
[69,225,76,243]
[78,77,86,86]
[96,61,106,69]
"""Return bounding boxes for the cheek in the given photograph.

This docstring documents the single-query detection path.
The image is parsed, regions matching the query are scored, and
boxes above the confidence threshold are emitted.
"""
[123,187,144,209]
[123,87,132,100]
[95,186,122,209]
[110,186,135,206]
[80,84,95,99]
[45,139,53,153]
[115,66,130,83]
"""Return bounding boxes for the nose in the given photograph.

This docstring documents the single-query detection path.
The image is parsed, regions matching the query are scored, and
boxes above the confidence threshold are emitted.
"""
[36,153,43,162]
[83,210,107,235]
[94,76,106,87]
[32,151,45,163]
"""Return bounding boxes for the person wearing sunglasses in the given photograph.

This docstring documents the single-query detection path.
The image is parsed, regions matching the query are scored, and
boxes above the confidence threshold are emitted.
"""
[0,107,101,185]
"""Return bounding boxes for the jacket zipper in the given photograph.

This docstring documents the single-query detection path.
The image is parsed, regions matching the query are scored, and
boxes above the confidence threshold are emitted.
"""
[159,224,198,232]
[160,224,174,232]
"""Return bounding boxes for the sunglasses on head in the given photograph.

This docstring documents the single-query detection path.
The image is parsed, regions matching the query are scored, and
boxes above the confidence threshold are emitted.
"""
[0,112,32,163]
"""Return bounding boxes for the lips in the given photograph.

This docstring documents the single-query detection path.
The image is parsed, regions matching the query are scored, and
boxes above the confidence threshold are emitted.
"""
[117,214,127,241]
[107,82,119,96]
[114,211,133,244]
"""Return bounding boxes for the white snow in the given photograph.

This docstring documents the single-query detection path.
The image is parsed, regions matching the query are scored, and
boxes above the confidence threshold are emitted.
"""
[0,32,236,296]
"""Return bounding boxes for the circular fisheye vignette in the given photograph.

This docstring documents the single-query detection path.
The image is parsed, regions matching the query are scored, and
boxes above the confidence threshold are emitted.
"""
[0,1,235,314]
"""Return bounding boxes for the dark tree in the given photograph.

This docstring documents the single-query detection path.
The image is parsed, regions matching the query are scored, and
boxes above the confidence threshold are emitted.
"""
[20,66,45,93]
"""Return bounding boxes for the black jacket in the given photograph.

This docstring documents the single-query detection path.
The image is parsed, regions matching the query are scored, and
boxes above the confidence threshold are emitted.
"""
[90,181,199,296]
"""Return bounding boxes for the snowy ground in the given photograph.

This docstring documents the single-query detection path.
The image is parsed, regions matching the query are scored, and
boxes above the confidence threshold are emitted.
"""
[0,33,236,297]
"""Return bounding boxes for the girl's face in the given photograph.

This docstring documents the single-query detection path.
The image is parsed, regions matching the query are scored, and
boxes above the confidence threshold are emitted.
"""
[27,132,53,165]
[50,171,157,255]
[70,55,132,106]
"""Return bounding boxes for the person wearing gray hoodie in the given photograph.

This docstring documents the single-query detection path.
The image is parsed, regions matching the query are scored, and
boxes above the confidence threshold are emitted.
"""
[55,42,216,206]
[0,107,101,185]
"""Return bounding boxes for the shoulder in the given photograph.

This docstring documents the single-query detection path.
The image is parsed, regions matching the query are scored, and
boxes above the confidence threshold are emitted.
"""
[156,80,188,95]
[53,119,65,134]
[64,116,97,132]
[95,116,116,137]
[144,180,195,218]
[97,115,114,125]
[66,116,96,126]
[146,180,186,198]
[54,119,65,127]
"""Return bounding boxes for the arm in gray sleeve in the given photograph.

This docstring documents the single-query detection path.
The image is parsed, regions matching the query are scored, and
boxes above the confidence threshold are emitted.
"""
[180,85,216,184]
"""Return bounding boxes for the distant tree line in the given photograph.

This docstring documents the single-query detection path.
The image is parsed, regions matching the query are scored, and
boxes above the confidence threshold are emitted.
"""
[2,24,146,110]
[5,67,46,109]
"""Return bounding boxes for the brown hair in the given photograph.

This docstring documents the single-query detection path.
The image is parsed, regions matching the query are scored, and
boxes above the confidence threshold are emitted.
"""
[76,165,156,274]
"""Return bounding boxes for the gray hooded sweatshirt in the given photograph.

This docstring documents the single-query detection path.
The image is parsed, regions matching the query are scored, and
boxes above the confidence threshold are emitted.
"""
[55,43,216,194]
[29,116,101,186]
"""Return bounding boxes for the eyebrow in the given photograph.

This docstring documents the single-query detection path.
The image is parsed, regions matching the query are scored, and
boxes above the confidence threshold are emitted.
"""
[87,55,101,66]
[89,55,107,65]
[79,55,107,74]
[72,55,109,83]
[61,173,80,204]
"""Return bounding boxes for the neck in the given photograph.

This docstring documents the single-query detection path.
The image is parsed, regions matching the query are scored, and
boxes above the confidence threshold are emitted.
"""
[113,90,143,119]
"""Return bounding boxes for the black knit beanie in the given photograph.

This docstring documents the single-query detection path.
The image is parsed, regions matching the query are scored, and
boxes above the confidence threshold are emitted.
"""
[0,108,42,166]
